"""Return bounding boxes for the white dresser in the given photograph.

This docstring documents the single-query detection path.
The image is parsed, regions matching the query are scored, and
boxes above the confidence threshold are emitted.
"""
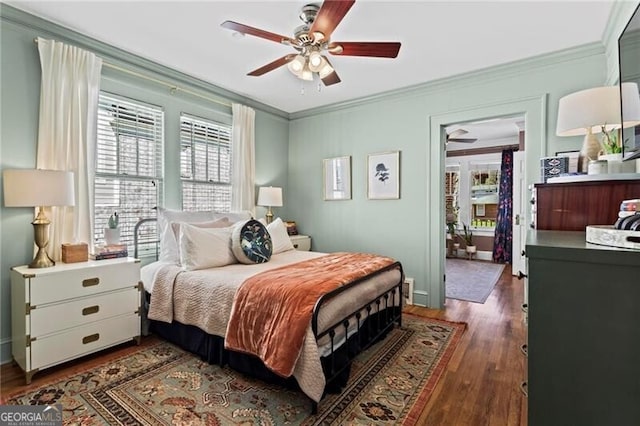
[11,258,141,384]
[289,234,311,251]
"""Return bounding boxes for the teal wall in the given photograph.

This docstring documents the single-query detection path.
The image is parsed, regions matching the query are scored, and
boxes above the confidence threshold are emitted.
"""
[0,5,289,363]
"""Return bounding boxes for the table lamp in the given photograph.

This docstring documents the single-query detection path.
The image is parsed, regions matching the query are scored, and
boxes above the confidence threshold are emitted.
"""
[257,186,283,224]
[556,85,621,173]
[3,169,75,268]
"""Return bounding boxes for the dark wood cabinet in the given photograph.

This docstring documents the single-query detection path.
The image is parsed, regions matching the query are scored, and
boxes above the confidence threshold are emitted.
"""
[535,178,640,230]
[526,231,640,426]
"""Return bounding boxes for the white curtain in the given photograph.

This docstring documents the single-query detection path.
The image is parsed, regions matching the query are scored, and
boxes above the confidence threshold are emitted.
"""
[231,103,256,215]
[36,38,102,260]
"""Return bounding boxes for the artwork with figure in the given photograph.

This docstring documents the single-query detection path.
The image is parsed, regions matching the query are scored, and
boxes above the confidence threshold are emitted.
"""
[368,151,400,199]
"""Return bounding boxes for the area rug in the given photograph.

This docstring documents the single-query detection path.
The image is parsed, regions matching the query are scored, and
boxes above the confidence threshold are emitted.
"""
[446,259,506,303]
[2,315,465,425]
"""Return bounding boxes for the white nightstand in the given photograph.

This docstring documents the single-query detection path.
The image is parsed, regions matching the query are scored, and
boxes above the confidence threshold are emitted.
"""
[289,235,311,251]
[11,257,141,384]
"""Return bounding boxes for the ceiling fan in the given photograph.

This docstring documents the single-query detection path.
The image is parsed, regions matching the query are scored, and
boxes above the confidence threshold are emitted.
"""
[446,129,478,144]
[221,0,401,86]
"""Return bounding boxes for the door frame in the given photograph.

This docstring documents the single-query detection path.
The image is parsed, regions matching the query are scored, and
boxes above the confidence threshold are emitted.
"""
[424,95,547,309]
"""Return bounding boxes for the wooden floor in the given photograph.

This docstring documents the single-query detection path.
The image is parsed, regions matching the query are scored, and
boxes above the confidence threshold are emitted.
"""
[1,265,527,425]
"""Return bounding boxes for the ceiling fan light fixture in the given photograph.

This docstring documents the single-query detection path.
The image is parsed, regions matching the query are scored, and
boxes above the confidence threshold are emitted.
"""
[318,61,334,78]
[287,54,306,74]
[300,64,314,81]
[308,51,324,72]
[312,31,325,42]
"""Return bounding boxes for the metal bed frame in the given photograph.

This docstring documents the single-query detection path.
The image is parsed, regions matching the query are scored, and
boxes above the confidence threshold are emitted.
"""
[134,217,404,413]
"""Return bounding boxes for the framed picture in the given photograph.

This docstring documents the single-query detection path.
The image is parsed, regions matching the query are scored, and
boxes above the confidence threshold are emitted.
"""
[323,156,351,200]
[367,151,400,199]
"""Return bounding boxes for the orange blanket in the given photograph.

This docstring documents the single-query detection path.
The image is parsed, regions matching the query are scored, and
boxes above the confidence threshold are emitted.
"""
[224,252,398,377]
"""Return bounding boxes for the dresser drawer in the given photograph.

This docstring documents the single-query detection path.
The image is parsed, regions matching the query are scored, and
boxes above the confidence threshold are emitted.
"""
[30,287,139,337]
[30,313,139,370]
[29,261,139,305]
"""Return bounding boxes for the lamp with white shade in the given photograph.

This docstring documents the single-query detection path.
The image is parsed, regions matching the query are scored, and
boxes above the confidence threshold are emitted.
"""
[3,169,75,268]
[556,83,640,173]
[257,186,283,225]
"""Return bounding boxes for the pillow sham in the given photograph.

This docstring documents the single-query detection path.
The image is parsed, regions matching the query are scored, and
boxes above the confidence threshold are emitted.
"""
[267,217,295,254]
[157,207,214,264]
[170,217,231,249]
[231,219,273,264]
[179,223,236,271]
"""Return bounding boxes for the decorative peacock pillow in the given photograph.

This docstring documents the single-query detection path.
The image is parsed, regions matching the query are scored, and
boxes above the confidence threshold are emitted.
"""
[231,219,273,264]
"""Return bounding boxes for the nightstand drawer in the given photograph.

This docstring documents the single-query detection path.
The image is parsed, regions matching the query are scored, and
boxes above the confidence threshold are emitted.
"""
[30,287,139,337]
[28,260,139,305]
[290,235,311,251]
[30,313,139,370]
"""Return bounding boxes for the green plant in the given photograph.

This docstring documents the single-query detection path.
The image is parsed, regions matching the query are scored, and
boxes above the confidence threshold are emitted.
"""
[458,223,474,246]
[108,212,119,229]
[600,125,622,154]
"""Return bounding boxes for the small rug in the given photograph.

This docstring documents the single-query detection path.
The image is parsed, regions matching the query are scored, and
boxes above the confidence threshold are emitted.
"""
[2,315,465,425]
[446,259,506,303]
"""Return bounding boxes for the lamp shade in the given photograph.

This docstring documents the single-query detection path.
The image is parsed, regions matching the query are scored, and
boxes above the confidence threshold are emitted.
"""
[556,86,622,136]
[621,82,640,128]
[257,186,283,207]
[3,169,75,207]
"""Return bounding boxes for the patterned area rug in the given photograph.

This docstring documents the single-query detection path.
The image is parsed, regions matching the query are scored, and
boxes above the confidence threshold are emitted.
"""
[446,259,506,303]
[2,315,465,425]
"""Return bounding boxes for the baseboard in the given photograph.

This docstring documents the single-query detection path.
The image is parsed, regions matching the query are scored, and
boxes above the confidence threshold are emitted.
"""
[1,337,12,365]
[412,290,429,307]
[451,250,493,261]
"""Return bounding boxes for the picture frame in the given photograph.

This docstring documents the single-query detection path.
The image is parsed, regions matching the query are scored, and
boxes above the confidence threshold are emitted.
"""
[367,151,400,200]
[323,156,351,200]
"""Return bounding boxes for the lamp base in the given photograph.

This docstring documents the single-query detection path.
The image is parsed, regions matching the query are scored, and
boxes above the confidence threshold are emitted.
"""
[579,129,602,173]
[265,207,274,225]
[29,247,55,268]
[29,208,55,268]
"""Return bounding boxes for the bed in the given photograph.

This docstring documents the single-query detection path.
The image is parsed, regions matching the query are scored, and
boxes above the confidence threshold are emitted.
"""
[135,209,404,412]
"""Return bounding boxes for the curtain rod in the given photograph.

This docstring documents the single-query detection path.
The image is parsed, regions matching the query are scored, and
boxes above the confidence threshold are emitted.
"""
[34,38,232,109]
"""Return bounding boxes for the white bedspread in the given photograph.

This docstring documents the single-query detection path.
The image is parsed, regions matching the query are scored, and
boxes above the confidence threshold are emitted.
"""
[145,250,401,402]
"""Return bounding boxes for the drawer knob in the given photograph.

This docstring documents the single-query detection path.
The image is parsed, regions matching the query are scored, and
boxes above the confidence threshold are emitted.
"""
[520,381,528,397]
[82,333,100,344]
[293,244,299,248]
[82,277,100,287]
[520,343,528,357]
[82,305,100,316]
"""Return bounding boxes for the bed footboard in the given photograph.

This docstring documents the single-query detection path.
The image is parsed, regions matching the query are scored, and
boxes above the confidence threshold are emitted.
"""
[310,261,404,413]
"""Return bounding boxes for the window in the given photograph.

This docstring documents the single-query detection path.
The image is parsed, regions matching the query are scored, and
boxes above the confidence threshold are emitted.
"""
[95,93,164,256]
[180,114,232,212]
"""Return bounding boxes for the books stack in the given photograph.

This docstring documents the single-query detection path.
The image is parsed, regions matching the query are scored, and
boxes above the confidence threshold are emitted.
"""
[91,244,128,260]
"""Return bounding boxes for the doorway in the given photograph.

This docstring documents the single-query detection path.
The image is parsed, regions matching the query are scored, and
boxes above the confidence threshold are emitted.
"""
[426,95,546,309]
[444,115,525,261]
[443,116,526,303]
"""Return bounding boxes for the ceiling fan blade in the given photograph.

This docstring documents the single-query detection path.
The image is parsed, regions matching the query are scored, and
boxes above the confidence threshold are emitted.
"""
[328,41,401,58]
[447,138,477,143]
[448,129,469,139]
[309,0,355,40]
[321,70,341,86]
[247,55,296,76]
[221,21,294,45]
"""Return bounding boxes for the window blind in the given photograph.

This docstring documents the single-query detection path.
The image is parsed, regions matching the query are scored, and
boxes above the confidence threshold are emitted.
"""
[95,92,164,257]
[180,114,232,212]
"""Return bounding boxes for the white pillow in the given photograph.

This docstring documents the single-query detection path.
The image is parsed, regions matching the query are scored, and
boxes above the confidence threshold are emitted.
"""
[170,217,231,249]
[157,208,214,264]
[216,210,252,224]
[267,217,295,254]
[179,223,236,271]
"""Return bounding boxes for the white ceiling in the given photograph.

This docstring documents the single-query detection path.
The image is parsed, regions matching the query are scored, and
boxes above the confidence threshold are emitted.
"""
[7,0,615,114]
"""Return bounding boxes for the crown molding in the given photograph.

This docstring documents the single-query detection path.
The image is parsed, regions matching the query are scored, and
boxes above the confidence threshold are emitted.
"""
[0,4,289,120]
[290,42,604,120]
